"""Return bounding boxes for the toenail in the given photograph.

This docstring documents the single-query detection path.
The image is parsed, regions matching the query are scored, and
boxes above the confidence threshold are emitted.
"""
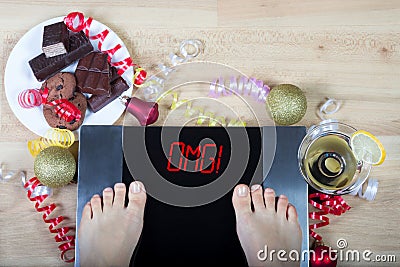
[237,186,248,197]
[92,194,100,198]
[131,182,141,194]
[265,188,274,193]
[251,184,261,192]
[104,187,113,192]
[115,183,125,188]
[280,194,287,199]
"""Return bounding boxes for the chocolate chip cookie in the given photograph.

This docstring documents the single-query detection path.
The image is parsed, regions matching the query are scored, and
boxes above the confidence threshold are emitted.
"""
[43,92,87,131]
[40,72,76,102]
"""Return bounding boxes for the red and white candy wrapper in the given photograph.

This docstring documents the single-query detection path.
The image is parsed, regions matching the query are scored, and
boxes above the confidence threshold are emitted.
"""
[309,193,351,241]
[64,11,146,86]
[23,175,75,262]
[209,76,270,102]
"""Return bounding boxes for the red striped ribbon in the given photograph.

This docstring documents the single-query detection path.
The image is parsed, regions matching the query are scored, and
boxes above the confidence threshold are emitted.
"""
[64,11,146,84]
[24,177,75,262]
[18,88,81,123]
[309,193,351,241]
[47,99,81,123]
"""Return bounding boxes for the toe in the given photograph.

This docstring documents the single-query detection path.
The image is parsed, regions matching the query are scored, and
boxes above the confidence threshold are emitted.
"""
[264,188,276,211]
[113,183,127,208]
[287,204,299,223]
[102,187,114,212]
[277,195,289,219]
[250,184,264,210]
[90,195,102,217]
[127,181,147,218]
[81,202,92,220]
[232,184,252,216]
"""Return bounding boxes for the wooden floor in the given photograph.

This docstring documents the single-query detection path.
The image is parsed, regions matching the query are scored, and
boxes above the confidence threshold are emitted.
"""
[0,1,399,266]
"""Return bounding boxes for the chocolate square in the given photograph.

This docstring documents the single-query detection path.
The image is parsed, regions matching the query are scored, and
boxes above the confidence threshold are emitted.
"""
[75,52,111,95]
[87,77,129,113]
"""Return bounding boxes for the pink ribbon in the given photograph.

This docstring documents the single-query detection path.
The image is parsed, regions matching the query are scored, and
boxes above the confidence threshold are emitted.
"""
[209,76,270,102]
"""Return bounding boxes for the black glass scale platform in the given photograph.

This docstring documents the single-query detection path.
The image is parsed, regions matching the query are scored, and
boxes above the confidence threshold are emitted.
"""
[75,126,309,267]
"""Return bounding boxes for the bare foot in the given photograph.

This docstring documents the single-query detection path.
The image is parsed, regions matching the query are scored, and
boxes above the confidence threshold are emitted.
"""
[232,184,302,267]
[78,181,147,267]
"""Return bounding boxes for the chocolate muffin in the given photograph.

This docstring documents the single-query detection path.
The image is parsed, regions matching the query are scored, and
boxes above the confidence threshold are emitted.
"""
[40,72,76,102]
[43,92,87,131]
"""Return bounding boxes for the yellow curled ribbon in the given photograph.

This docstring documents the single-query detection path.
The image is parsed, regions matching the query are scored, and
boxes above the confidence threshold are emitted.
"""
[28,128,75,157]
[159,91,246,127]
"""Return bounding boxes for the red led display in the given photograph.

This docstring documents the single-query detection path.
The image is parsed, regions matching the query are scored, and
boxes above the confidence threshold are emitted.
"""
[167,142,224,174]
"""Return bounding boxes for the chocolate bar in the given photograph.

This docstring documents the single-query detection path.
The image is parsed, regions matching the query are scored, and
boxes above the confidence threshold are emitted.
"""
[110,66,119,83]
[29,31,93,82]
[42,22,69,58]
[87,77,129,113]
[75,52,111,95]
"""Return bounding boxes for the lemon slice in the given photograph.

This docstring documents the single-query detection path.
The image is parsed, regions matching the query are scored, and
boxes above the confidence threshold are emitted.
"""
[351,130,386,166]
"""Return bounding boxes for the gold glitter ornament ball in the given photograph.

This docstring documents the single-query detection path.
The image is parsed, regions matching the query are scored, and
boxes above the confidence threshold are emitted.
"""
[34,146,76,188]
[267,84,307,125]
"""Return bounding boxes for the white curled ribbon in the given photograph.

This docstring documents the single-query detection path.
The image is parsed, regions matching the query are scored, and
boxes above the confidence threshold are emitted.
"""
[209,76,270,102]
[0,163,20,183]
[142,39,203,101]
[349,178,379,201]
[180,39,203,58]
[318,98,342,120]
[21,172,53,198]
[0,165,52,198]
[170,39,203,66]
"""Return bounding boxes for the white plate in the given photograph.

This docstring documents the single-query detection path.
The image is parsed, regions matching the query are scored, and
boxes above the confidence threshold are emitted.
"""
[4,16,134,139]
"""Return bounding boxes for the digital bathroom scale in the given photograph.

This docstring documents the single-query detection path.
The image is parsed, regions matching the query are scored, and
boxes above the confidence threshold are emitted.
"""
[75,126,309,266]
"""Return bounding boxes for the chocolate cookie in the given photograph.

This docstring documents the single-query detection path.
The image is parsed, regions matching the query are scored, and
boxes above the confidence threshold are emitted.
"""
[43,92,87,131]
[41,72,76,102]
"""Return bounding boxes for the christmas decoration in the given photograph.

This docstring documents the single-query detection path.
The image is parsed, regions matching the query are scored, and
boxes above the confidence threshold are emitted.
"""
[208,76,270,102]
[18,87,82,123]
[308,193,348,267]
[310,240,338,267]
[64,11,145,84]
[349,177,378,201]
[123,97,159,126]
[23,176,75,262]
[267,84,307,125]
[28,128,75,157]
[158,91,247,126]
[308,192,351,241]
[0,163,19,182]
[317,98,342,120]
[34,146,76,188]
[141,39,203,101]
[25,128,76,261]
